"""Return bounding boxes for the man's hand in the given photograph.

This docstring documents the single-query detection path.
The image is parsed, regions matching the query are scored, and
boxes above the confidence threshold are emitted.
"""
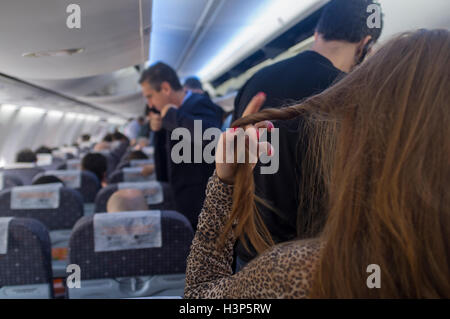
[161,104,177,118]
[149,112,163,131]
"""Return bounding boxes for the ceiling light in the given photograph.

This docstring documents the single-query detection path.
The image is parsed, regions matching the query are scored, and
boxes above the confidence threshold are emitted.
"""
[22,48,84,58]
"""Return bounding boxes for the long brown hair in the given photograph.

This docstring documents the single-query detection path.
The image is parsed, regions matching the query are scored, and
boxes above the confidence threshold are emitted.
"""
[228,29,450,298]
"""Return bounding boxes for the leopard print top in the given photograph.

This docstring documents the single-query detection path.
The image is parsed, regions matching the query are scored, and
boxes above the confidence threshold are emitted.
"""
[184,172,322,298]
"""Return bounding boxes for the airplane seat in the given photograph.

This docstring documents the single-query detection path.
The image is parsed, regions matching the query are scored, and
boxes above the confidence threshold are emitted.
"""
[3,167,45,185]
[32,170,101,204]
[110,141,130,161]
[108,167,157,184]
[0,184,84,278]
[67,210,194,299]
[116,157,155,171]
[94,181,175,213]
[0,173,24,190]
[0,217,53,299]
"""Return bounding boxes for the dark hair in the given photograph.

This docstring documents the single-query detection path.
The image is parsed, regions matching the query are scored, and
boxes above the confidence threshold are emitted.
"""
[81,153,107,183]
[16,149,37,163]
[35,146,52,154]
[81,134,91,142]
[112,131,129,142]
[103,134,113,142]
[316,0,383,43]
[184,77,203,90]
[139,62,182,91]
[33,175,64,186]
[126,150,148,161]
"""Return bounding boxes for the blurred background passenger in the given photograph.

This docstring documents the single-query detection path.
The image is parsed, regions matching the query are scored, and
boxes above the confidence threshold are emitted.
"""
[124,116,145,145]
[183,76,210,98]
[81,153,107,187]
[35,145,53,154]
[16,148,37,163]
[32,175,65,186]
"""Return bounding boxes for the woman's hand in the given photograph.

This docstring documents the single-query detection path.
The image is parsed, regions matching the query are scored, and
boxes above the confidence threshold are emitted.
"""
[215,93,274,185]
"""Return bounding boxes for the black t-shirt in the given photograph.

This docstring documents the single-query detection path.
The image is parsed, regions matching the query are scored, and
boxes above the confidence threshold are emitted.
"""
[233,50,345,262]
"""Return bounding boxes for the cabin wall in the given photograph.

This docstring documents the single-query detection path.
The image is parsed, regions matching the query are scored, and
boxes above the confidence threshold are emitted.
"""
[0,104,113,166]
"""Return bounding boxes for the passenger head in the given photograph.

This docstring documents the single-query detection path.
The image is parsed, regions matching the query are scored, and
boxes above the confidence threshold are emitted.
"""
[313,0,384,72]
[16,148,37,163]
[126,150,148,161]
[33,175,64,186]
[106,189,148,213]
[139,62,183,111]
[81,134,91,142]
[230,29,450,298]
[183,76,204,94]
[103,133,113,142]
[35,145,52,154]
[81,153,107,184]
[112,131,128,143]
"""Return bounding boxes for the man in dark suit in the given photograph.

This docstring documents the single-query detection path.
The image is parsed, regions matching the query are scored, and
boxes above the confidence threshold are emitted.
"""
[139,62,223,228]
[233,0,384,270]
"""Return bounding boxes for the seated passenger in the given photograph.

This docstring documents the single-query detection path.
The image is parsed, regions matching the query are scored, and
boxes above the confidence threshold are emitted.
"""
[81,134,91,142]
[126,150,148,161]
[32,175,65,186]
[112,131,129,144]
[35,145,53,154]
[184,29,450,298]
[81,153,107,187]
[103,133,113,143]
[16,148,37,163]
[139,62,224,228]
[106,189,148,213]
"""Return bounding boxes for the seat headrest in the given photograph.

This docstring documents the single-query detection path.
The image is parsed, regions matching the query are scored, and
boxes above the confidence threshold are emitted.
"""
[69,210,193,280]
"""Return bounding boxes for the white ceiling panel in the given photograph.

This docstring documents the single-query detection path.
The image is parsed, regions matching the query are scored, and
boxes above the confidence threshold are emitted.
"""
[0,0,151,80]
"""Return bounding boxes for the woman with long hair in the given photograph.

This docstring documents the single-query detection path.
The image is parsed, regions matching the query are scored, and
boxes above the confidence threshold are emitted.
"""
[184,29,450,298]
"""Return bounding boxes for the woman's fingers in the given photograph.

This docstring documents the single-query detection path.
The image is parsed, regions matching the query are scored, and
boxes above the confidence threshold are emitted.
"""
[257,141,274,158]
[216,128,273,165]
[242,92,266,117]
[254,120,275,131]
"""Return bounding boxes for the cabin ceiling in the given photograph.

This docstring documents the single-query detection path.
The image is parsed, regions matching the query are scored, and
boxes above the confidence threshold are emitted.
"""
[0,0,449,118]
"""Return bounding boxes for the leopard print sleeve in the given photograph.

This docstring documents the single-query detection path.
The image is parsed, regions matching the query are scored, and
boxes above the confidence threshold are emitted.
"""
[184,172,322,299]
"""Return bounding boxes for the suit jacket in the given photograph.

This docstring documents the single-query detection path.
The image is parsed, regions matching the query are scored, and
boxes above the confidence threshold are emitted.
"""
[154,93,223,228]
[233,50,345,262]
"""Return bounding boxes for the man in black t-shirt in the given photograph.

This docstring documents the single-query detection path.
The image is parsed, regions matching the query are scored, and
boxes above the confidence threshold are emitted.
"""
[234,0,384,270]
